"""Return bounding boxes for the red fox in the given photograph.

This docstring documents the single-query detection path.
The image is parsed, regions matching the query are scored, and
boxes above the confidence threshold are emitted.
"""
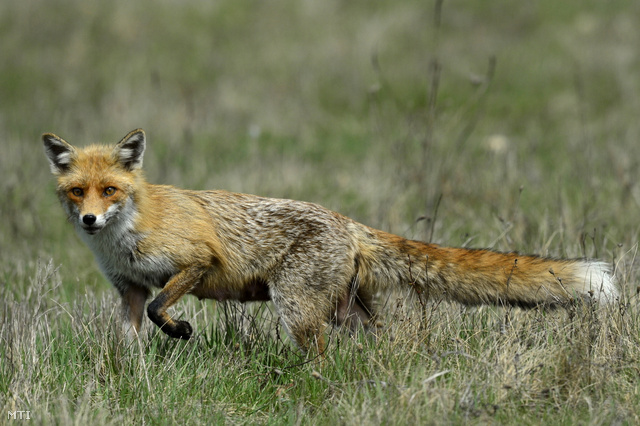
[43,129,618,353]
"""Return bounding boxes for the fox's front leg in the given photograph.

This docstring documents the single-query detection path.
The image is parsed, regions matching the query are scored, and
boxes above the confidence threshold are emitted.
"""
[147,265,206,340]
[120,284,150,339]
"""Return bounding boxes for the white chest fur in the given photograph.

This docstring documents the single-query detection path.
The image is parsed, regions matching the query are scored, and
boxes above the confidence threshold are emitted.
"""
[77,200,177,289]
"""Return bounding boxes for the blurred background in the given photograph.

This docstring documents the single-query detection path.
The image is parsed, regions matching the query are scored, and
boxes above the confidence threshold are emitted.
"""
[1,0,639,296]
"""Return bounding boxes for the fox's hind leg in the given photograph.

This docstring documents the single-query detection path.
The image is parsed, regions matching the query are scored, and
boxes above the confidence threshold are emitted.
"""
[268,244,356,355]
[334,280,373,330]
[268,266,346,356]
[269,287,331,355]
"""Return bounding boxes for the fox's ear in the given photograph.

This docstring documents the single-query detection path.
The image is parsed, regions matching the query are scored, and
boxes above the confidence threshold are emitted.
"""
[114,129,146,171]
[43,133,76,175]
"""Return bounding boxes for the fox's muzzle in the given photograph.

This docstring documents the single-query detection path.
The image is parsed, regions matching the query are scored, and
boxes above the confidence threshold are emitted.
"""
[79,213,105,234]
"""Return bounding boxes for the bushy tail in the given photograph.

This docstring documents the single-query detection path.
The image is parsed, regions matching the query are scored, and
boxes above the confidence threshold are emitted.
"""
[352,225,618,307]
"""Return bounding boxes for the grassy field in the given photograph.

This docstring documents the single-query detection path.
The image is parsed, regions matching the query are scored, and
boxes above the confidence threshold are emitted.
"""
[2,0,640,424]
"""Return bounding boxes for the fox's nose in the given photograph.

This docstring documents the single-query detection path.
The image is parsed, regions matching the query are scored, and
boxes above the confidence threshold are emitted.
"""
[82,214,97,225]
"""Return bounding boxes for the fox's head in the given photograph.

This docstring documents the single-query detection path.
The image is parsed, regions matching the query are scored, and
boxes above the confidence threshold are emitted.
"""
[43,129,146,235]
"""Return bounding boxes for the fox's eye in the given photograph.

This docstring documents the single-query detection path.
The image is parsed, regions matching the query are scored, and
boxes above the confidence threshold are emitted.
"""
[71,188,83,197]
[104,187,117,197]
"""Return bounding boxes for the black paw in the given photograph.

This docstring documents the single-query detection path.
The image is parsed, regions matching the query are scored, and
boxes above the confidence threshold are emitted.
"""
[172,320,193,340]
[162,320,193,340]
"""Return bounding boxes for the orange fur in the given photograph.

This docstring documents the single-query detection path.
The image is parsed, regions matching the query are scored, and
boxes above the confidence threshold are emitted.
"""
[44,129,618,353]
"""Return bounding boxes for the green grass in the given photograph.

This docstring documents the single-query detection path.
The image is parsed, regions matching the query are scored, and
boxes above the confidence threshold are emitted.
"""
[2,0,640,424]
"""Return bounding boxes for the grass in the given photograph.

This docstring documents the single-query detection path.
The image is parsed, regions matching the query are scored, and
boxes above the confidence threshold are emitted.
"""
[2,0,640,424]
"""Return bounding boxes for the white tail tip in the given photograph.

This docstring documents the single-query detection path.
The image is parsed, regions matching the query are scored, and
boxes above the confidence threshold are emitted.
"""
[579,261,618,303]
